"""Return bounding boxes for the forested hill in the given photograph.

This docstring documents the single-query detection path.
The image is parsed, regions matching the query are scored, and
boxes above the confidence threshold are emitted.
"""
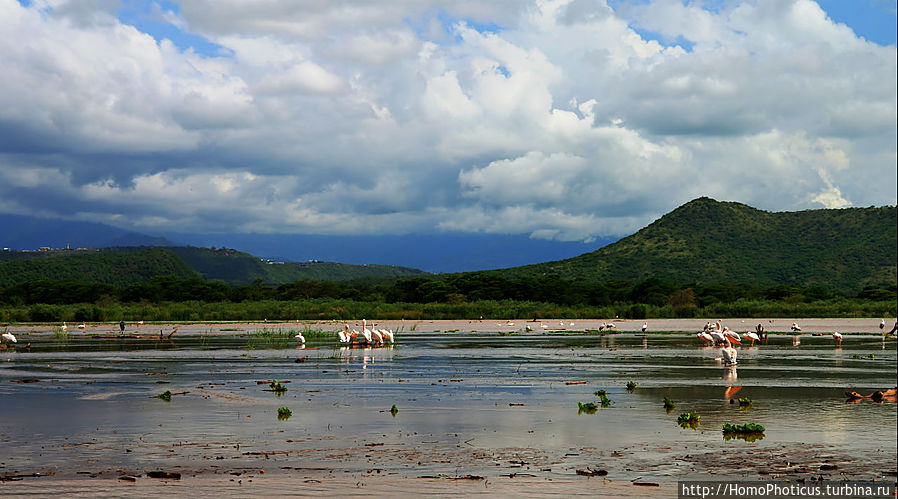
[0,248,200,287]
[0,246,427,287]
[492,198,897,291]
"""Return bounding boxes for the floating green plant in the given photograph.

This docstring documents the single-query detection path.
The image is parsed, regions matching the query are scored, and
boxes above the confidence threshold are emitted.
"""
[678,412,700,429]
[626,381,638,392]
[599,394,613,407]
[722,422,765,442]
[156,390,172,402]
[269,380,288,394]
[577,401,598,414]
[737,397,752,407]
[277,407,292,420]
[390,404,398,416]
[593,389,607,397]
[663,397,676,410]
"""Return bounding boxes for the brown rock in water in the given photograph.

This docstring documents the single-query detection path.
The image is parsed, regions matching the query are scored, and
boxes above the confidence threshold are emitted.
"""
[147,471,181,479]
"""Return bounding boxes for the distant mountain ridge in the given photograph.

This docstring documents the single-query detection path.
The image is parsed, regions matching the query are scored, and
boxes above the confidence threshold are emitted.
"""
[490,197,897,291]
[0,214,173,249]
[0,213,605,273]
[0,246,427,287]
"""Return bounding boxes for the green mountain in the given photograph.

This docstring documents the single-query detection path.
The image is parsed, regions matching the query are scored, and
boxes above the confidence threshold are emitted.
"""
[166,246,427,284]
[0,246,427,287]
[0,248,200,287]
[491,198,897,291]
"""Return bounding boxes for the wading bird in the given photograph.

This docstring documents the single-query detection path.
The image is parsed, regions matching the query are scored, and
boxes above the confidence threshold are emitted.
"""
[723,327,741,345]
[1,331,16,343]
[295,332,305,344]
[791,322,801,332]
[697,331,714,346]
[721,339,738,366]
[641,322,647,333]
[832,331,842,344]
[361,319,373,344]
[742,331,760,346]
[337,325,350,344]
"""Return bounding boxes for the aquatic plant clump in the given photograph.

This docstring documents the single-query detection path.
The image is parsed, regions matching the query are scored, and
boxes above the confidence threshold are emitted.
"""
[599,394,613,407]
[156,390,172,402]
[738,397,752,407]
[678,411,700,429]
[277,407,292,420]
[577,401,598,414]
[626,381,638,392]
[390,404,398,416]
[722,422,765,434]
[593,389,607,397]
[723,423,765,442]
[269,380,288,393]
[663,397,676,410]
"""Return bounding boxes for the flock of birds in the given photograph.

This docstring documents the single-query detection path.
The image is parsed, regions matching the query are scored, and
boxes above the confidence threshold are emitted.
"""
[692,319,879,367]
[293,319,395,346]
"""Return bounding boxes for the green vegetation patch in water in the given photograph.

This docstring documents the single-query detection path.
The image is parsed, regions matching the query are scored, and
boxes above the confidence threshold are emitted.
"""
[678,411,700,429]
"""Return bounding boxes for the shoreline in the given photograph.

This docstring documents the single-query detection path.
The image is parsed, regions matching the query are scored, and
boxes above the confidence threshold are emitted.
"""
[5,317,893,337]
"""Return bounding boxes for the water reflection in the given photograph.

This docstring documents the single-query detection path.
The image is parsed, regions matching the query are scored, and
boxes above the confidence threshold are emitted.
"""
[0,332,894,480]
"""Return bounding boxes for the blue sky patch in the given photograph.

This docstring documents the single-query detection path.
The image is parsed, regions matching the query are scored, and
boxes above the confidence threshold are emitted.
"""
[116,1,228,57]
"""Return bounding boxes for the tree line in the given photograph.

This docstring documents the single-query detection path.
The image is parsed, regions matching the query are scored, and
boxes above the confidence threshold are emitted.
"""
[1,273,894,309]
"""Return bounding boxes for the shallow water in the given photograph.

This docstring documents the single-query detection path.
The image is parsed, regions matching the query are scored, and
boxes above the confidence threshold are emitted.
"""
[1,330,896,487]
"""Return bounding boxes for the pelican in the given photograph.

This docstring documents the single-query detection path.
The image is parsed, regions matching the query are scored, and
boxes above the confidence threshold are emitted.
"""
[379,328,394,343]
[832,331,842,344]
[77,323,86,329]
[641,322,647,333]
[370,327,383,345]
[61,322,68,331]
[361,319,373,344]
[722,327,741,345]
[1,331,16,343]
[710,329,726,345]
[791,322,801,332]
[721,339,738,366]
[598,322,606,332]
[880,319,885,331]
[294,332,305,344]
[540,323,549,329]
[697,332,714,345]
[606,322,615,329]
[742,331,760,346]
[337,325,350,344]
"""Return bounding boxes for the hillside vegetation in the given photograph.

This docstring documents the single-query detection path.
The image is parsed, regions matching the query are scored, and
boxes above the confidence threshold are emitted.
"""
[0,246,426,287]
[492,198,896,291]
[0,248,199,287]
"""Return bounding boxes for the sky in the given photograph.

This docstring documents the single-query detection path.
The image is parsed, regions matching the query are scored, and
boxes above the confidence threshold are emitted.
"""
[1,0,896,247]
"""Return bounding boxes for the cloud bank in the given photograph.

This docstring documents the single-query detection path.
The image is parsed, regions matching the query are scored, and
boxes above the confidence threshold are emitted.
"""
[0,0,895,241]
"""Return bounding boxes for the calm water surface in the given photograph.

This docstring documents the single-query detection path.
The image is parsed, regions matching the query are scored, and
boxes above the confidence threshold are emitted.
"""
[1,331,895,484]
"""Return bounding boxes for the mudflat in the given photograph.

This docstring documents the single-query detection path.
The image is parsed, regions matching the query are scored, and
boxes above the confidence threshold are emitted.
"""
[1,318,895,497]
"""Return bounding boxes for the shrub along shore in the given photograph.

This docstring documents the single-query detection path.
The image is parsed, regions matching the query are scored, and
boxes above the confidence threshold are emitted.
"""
[0,297,893,323]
